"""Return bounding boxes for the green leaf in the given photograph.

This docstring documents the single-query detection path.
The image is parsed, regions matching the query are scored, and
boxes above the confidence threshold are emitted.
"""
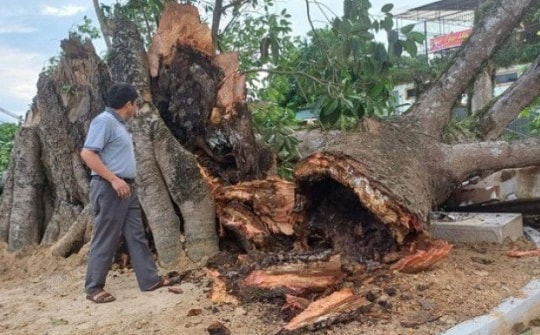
[341,97,354,110]
[387,30,399,45]
[274,132,285,149]
[361,60,376,76]
[404,39,418,57]
[321,99,339,116]
[319,108,341,125]
[281,126,294,135]
[374,43,388,63]
[357,31,374,40]
[381,16,394,31]
[352,18,372,32]
[260,37,270,63]
[400,24,415,34]
[410,31,425,43]
[381,4,394,13]
[370,82,385,97]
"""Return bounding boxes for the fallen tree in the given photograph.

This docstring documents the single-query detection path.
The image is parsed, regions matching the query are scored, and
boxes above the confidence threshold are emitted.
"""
[1,0,540,331]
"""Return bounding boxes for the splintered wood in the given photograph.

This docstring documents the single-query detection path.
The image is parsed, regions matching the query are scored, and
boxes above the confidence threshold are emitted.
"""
[389,239,453,273]
[208,152,452,332]
[147,2,245,119]
[214,177,297,250]
[214,53,246,115]
[147,3,213,77]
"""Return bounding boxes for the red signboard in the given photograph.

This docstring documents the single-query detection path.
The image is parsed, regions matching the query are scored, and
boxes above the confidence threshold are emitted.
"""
[429,28,472,53]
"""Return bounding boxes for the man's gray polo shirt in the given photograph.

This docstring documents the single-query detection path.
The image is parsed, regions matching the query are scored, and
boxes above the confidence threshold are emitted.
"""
[83,108,136,179]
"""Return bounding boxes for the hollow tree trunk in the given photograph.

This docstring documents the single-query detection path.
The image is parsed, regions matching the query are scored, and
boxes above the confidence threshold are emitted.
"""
[287,0,540,246]
[280,0,540,275]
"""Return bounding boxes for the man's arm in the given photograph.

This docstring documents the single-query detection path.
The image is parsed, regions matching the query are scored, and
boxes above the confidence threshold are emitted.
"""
[81,148,131,198]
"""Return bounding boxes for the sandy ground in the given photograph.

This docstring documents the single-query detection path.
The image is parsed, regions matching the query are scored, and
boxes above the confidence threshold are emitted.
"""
[0,239,540,335]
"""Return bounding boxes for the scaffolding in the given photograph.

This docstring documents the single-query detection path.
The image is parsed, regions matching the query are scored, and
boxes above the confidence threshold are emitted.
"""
[394,0,481,56]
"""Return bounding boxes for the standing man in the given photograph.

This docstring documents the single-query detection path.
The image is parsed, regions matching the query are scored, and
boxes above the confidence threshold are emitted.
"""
[81,82,178,303]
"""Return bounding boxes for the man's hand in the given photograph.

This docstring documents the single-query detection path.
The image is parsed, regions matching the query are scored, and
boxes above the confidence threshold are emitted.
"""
[80,149,132,199]
[110,177,131,198]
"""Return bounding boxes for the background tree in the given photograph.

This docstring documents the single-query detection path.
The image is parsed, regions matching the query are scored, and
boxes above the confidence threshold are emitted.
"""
[0,123,20,174]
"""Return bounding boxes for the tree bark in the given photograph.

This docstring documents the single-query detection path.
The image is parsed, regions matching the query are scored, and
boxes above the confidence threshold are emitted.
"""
[5,127,45,251]
[108,17,219,264]
[471,62,494,113]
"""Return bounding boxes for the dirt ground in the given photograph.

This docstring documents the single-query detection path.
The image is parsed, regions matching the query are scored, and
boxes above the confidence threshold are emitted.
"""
[0,238,539,335]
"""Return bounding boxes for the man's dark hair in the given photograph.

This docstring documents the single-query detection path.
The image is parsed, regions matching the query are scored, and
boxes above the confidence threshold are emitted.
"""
[106,82,139,109]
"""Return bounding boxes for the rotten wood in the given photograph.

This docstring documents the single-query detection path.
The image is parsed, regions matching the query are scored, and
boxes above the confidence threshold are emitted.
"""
[295,150,425,246]
[148,2,271,183]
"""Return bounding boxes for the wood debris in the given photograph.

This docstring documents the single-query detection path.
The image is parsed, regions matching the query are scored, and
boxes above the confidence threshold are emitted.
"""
[283,288,371,331]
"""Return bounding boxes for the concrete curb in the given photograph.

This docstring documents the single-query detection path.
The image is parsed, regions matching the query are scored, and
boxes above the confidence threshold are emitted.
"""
[441,279,540,335]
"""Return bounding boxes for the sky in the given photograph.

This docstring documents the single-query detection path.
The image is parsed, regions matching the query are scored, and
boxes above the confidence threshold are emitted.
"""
[0,0,431,123]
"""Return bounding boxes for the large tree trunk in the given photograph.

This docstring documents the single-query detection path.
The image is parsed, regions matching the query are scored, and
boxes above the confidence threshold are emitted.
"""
[0,38,109,251]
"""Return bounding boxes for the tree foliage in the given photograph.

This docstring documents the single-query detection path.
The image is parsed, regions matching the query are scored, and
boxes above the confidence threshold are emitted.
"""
[259,0,426,128]
[0,123,20,173]
[100,0,165,46]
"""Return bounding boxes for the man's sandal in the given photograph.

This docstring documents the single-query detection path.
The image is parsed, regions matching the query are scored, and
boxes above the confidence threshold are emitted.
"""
[145,275,182,291]
[86,290,116,303]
